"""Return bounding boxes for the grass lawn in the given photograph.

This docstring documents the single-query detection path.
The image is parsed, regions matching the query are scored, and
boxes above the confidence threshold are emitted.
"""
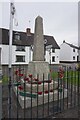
[51,70,80,85]
[2,76,9,85]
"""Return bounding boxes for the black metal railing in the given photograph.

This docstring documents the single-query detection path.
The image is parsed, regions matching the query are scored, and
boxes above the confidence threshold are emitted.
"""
[2,65,80,118]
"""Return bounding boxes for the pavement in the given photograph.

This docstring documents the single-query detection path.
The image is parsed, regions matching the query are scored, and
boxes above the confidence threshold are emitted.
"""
[52,107,80,118]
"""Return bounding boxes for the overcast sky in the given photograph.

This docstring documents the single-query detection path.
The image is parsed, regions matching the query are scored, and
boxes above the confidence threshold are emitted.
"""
[0,0,79,46]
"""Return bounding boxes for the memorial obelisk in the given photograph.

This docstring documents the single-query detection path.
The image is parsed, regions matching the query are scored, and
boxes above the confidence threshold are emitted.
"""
[27,16,50,81]
[33,16,44,61]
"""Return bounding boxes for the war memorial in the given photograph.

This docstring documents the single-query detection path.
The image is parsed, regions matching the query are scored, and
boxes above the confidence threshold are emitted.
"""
[13,16,67,109]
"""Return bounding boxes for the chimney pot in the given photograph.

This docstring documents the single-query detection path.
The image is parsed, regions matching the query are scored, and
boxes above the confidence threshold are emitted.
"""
[26,28,31,36]
[63,40,65,43]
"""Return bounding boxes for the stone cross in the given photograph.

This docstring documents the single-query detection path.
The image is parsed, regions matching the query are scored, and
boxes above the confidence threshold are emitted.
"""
[33,16,44,61]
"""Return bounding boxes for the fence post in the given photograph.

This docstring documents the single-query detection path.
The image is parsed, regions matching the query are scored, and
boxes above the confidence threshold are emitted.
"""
[78,67,80,118]
[37,74,39,118]
[8,68,12,118]
[42,73,44,118]
[66,67,69,109]
[0,66,2,119]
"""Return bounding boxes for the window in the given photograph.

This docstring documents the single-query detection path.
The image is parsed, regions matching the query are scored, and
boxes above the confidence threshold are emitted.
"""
[52,56,55,62]
[16,55,25,62]
[52,48,55,53]
[14,32,20,41]
[73,48,75,52]
[16,46,25,51]
[73,56,75,60]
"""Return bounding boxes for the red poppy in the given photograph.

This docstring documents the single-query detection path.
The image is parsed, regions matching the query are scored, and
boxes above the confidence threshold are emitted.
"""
[45,91,49,94]
[24,77,29,81]
[28,74,32,78]
[59,73,63,78]
[34,78,38,81]
[50,89,53,92]
[38,81,42,84]
[15,70,19,75]
[18,86,23,90]
[38,92,42,95]
[18,74,24,77]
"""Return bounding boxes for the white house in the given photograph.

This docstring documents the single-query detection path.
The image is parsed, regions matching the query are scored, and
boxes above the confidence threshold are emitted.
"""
[59,40,79,63]
[0,47,1,65]
[45,48,60,64]
[78,38,80,61]
[0,28,60,66]
[78,2,80,62]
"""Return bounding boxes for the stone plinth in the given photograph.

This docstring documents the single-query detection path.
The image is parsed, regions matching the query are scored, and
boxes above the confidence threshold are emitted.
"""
[13,86,67,109]
[23,81,58,93]
[27,61,50,81]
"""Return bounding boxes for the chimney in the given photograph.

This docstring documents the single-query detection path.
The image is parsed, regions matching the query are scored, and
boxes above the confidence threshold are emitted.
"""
[63,40,65,43]
[26,28,31,36]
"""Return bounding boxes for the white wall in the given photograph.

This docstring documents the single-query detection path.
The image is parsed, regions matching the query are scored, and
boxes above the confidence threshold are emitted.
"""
[71,48,78,61]
[78,39,80,61]
[1,45,30,65]
[45,51,50,63]
[60,43,72,61]
[0,48,1,65]
[1,45,9,65]
[51,49,60,64]
[78,2,80,61]
[60,43,78,62]
[0,45,2,64]
[45,49,60,64]
[79,49,80,61]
